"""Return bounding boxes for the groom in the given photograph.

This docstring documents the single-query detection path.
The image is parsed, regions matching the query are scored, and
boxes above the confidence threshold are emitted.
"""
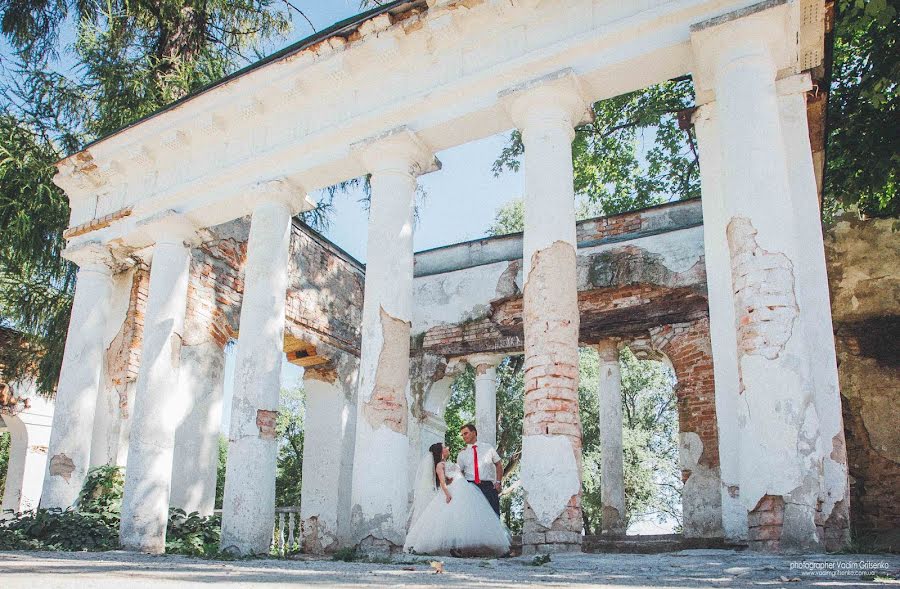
[458,423,502,517]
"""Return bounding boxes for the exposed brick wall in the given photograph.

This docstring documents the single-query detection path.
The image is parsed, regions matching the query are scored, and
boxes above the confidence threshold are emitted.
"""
[650,318,719,470]
[104,266,149,420]
[187,235,247,348]
[576,210,643,243]
[748,495,785,552]
[421,282,707,359]
[285,224,364,356]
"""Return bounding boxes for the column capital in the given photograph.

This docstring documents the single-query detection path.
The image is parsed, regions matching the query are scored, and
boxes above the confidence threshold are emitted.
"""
[61,241,118,273]
[466,353,506,374]
[246,177,315,216]
[351,127,441,177]
[136,209,203,247]
[594,338,623,362]
[499,69,593,136]
[690,0,794,96]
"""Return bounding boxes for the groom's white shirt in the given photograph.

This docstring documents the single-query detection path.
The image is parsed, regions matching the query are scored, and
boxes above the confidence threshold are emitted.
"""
[458,442,501,483]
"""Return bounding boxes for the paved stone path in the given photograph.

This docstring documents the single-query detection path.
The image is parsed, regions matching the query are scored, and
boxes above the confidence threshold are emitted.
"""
[1,549,898,588]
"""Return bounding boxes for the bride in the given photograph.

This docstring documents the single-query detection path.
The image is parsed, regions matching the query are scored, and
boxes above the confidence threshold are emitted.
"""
[404,442,510,557]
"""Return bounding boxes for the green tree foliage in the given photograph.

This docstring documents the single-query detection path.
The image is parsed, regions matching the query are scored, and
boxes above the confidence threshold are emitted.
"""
[0,430,9,502]
[493,78,698,216]
[0,117,75,391]
[486,196,605,237]
[0,1,301,393]
[215,435,227,510]
[275,385,304,507]
[826,0,899,218]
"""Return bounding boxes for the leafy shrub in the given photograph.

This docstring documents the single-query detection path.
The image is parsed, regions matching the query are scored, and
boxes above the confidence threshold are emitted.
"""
[332,547,359,562]
[165,508,222,557]
[77,465,124,522]
[0,508,120,551]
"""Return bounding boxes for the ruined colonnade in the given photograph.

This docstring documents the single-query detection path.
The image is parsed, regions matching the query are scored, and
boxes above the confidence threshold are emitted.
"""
[41,0,846,556]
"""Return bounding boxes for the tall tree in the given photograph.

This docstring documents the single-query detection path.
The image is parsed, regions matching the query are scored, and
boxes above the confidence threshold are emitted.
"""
[0,0,301,393]
[493,78,699,216]
[826,0,898,218]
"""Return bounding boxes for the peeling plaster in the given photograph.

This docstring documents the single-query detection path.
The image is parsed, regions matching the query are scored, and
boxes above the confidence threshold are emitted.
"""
[520,435,580,528]
[727,217,799,364]
[680,432,724,537]
[48,453,75,482]
[255,409,278,439]
[363,307,411,434]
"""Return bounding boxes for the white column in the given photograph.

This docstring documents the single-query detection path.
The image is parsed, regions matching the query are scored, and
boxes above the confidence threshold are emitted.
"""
[169,340,225,516]
[692,105,747,543]
[778,77,849,549]
[120,215,198,553]
[349,128,438,554]
[469,354,504,448]
[691,3,823,551]
[220,179,311,556]
[2,396,54,514]
[503,71,591,554]
[299,356,357,554]
[41,243,115,509]
[596,339,625,536]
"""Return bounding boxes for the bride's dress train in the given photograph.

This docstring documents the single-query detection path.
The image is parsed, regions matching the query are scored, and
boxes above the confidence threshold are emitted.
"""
[403,462,510,557]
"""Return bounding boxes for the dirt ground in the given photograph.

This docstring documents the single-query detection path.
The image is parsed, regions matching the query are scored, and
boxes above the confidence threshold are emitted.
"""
[1,549,898,588]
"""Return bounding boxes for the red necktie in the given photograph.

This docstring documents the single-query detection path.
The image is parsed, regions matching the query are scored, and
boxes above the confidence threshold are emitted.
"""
[473,445,480,484]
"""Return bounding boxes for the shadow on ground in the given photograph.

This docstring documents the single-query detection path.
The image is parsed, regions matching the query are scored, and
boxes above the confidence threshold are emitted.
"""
[1,549,898,588]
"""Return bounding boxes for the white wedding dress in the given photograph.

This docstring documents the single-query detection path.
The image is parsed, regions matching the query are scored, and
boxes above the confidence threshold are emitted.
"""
[403,461,510,557]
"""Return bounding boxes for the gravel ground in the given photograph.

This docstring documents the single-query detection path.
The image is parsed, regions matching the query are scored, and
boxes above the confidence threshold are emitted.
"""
[1,549,898,588]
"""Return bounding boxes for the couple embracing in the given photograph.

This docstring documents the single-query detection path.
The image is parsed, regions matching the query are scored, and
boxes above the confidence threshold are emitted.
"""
[404,423,511,557]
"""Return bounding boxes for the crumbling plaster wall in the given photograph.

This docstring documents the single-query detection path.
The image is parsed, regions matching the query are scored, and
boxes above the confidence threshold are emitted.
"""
[825,217,900,548]
[91,266,148,469]
[413,201,708,357]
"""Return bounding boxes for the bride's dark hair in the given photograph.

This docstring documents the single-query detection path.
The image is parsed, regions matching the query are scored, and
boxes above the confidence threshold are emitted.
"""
[429,442,443,487]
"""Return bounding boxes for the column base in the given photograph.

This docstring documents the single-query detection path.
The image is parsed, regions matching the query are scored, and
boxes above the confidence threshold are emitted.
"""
[748,494,824,553]
[522,528,582,555]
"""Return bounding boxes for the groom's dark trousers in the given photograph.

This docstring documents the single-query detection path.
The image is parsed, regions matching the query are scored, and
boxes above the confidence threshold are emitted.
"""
[471,481,501,517]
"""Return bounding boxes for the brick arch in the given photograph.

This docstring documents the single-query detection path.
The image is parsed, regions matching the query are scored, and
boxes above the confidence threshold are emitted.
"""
[648,318,719,471]
[647,318,724,538]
